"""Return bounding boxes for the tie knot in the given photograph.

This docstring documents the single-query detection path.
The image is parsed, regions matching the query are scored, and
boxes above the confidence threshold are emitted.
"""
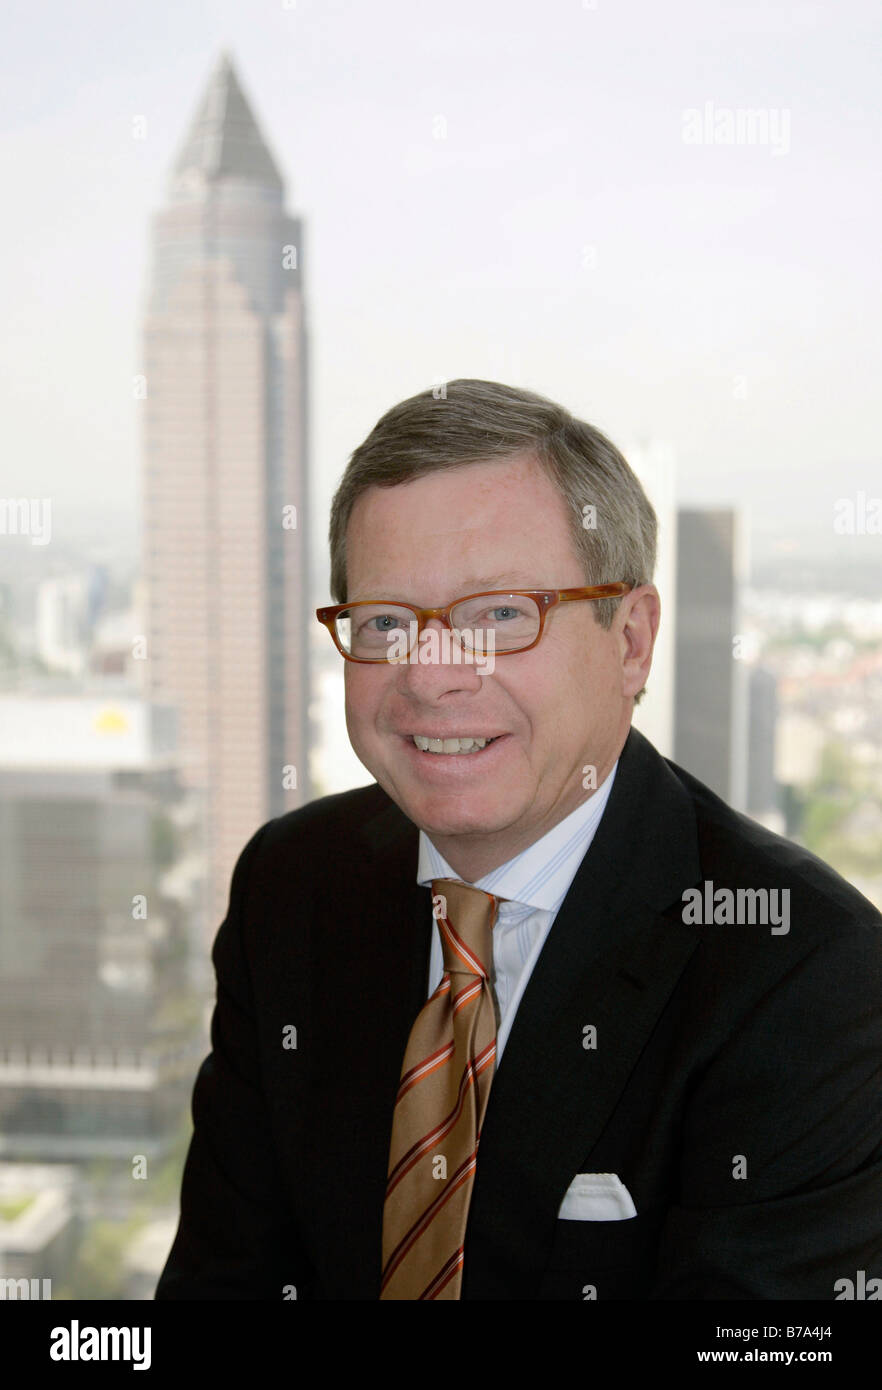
[431,878,500,978]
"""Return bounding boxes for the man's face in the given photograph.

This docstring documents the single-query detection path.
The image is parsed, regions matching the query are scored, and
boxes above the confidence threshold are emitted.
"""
[342,451,653,880]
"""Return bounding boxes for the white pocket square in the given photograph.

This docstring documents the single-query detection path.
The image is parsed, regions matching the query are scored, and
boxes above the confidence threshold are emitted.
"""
[557,1172,637,1221]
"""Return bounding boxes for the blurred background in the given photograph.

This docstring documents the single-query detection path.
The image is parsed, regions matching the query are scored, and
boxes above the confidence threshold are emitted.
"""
[0,0,879,1298]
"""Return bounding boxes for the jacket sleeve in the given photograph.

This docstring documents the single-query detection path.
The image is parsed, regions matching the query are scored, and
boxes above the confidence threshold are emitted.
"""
[649,918,882,1299]
[155,821,311,1299]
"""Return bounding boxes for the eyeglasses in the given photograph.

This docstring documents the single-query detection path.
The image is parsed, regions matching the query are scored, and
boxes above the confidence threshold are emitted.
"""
[315,584,632,662]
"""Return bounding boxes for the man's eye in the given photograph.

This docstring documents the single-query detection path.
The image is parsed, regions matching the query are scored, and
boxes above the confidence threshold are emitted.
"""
[360,614,403,633]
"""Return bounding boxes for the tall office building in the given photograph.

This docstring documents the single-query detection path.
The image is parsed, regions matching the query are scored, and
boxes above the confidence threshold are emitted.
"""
[0,693,197,1160]
[627,440,677,759]
[674,509,748,809]
[141,53,311,931]
[746,665,781,825]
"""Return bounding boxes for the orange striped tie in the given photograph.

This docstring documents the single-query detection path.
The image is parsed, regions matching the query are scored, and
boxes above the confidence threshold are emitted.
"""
[380,877,502,1300]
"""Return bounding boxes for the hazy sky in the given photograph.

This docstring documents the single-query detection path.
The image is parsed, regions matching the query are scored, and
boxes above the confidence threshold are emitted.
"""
[1,0,880,584]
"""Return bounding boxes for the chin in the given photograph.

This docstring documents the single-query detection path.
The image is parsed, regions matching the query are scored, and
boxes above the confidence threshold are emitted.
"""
[400,787,521,838]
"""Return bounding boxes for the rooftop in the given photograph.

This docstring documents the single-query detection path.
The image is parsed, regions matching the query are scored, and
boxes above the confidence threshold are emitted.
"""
[171,51,285,194]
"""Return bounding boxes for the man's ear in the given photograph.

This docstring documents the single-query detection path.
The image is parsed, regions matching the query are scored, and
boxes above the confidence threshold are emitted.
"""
[619,585,660,699]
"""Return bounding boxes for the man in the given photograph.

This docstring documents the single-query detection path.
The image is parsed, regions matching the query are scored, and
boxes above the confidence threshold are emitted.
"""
[156,379,882,1300]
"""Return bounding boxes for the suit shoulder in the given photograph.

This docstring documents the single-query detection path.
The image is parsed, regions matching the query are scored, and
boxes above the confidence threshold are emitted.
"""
[234,781,417,890]
[261,781,391,848]
[664,755,882,933]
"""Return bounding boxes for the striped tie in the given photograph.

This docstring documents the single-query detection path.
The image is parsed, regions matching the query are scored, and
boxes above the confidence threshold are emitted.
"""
[380,877,502,1300]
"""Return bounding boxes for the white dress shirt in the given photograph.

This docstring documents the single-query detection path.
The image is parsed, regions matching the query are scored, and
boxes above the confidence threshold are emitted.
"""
[417,761,618,1068]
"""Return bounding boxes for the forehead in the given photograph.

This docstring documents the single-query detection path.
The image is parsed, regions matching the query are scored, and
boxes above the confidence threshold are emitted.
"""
[345,453,579,599]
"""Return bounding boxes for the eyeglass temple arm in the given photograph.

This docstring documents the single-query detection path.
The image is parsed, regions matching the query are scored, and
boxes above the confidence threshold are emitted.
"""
[557,582,632,601]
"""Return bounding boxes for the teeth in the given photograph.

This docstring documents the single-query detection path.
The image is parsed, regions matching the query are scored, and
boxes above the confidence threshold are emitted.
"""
[412,734,493,754]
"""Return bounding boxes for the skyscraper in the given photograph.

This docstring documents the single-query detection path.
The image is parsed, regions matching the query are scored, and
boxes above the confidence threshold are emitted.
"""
[141,53,311,931]
[0,692,196,1160]
[626,439,677,759]
[673,509,748,809]
[746,664,781,825]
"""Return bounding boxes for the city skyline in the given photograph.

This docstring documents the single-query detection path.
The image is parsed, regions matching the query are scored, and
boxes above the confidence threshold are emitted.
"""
[1,4,879,1305]
[1,3,880,593]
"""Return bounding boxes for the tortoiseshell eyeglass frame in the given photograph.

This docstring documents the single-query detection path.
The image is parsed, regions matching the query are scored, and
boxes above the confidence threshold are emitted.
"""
[315,583,633,662]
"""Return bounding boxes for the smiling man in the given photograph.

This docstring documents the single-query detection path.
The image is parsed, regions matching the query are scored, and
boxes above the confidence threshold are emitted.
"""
[338,449,656,883]
[157,379,882,1302]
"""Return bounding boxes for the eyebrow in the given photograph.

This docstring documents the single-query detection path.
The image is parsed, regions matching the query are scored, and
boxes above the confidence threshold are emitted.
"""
[349,575,535,602]
[457,575,534,592]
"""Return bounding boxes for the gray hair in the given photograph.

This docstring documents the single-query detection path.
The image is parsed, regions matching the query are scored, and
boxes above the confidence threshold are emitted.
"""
[328,378,657,630]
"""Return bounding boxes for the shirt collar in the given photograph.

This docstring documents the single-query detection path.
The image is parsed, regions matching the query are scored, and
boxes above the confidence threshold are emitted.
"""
[417,760,618,915]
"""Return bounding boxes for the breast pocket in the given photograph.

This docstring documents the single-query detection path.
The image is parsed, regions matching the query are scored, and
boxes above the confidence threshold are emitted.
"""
[538,1206,666,1300]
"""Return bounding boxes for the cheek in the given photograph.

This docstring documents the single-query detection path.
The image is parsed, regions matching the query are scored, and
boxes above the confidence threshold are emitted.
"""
[504,665,579,745]
[343,674,371,731]
[535,645,592,707]
[344,674,391,746]
[529,646,610,737]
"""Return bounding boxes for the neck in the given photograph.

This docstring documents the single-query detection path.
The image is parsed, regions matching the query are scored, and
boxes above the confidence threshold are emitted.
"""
[430,745,621,883]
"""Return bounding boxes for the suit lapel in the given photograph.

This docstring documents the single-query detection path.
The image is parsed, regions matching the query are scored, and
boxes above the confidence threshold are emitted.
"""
[313,793,427,1296]
[462,730,703,1296]
[358,792,431,1006]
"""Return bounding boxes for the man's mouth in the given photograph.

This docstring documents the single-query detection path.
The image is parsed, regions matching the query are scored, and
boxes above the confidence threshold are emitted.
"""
[409,734,503,756]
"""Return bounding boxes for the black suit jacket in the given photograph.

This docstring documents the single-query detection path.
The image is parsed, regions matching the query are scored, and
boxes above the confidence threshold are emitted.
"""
[156,728,882,1299]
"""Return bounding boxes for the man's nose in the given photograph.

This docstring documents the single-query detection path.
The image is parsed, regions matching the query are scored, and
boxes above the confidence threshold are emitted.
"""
[396,618,485,687]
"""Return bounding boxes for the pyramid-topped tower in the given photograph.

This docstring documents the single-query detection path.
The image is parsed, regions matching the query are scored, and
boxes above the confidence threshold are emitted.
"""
[141,53,311,937]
